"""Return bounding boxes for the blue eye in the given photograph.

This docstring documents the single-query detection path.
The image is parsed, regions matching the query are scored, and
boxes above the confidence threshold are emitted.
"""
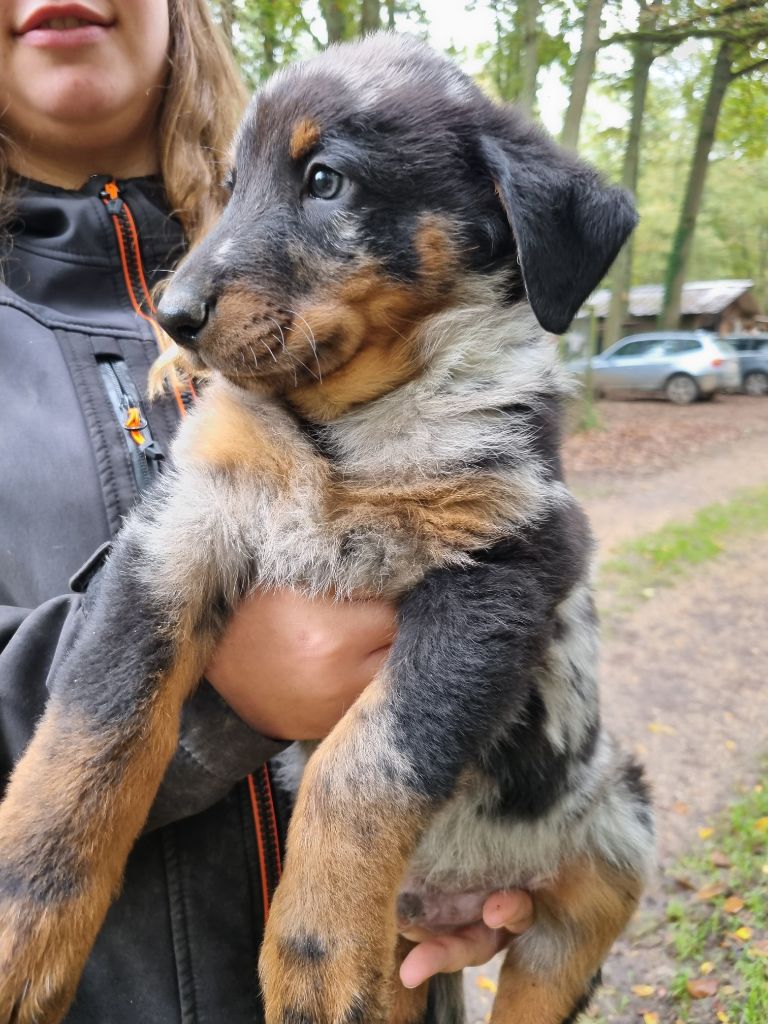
[307,165,345,200]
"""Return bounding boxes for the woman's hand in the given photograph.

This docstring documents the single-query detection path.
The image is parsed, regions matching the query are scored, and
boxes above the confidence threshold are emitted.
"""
[399,891,535,988]
[205,588,397,740]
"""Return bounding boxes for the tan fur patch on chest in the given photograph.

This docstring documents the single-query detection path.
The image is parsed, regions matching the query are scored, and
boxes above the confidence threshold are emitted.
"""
[328,474,525,552]
[169,380,547,598]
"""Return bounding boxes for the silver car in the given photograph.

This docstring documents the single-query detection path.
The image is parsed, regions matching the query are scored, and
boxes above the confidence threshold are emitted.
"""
[569,331,741,404]
[727,334,768,396]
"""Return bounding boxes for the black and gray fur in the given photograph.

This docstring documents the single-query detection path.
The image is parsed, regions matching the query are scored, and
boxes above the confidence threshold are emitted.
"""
[0,34,653,1024]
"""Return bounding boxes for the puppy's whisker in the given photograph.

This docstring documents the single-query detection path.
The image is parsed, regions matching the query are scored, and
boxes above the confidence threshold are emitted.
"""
[266,316,287,352]
[260,336,279,364]
[287,309,323,382]
[247,343,261,369]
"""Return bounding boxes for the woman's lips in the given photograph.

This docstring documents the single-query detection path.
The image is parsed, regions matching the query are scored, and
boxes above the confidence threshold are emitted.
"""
[19,22,112,47]
[16,6,114,48]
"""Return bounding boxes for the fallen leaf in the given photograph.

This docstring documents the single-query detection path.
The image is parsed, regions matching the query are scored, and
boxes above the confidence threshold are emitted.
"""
[631,984,655,997]
[695,883,725,901]
[717,1013,730,1023]
[698,826,714,840]
[642,1014,659,1024]
[672,801,690,816]
[747,940,768,958]
[641,587,655,599]
[755,784,764,793]
[733,926,753,941]
[721,985,736,996]
[672,874,696,890]
[762,863,768,876]
[711,850,731,868]
[723,896,744,913]
[699,961,715,975]
[686,976,718,998]
[648,721,676,735]
[724,739,736,750]
[755,816,768,833]
[475,976,497,995]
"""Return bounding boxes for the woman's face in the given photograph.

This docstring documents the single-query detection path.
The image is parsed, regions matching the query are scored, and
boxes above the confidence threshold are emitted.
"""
[0,1,170,155]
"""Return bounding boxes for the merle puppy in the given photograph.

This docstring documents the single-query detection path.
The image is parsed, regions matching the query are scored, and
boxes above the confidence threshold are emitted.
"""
[0,34,653,1024]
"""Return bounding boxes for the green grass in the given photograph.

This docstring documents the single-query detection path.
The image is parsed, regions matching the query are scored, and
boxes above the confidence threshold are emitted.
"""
[601,485,768,603]
[663,766,768,1023]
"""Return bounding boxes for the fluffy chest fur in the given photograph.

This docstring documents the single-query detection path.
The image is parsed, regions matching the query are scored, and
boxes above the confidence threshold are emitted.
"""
[139,305,569,606]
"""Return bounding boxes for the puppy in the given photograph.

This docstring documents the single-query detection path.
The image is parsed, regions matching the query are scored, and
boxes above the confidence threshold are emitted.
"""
[0,34,653,1024]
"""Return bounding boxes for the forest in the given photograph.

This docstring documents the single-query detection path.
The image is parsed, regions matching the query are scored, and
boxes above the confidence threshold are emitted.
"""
[208,1,768,345]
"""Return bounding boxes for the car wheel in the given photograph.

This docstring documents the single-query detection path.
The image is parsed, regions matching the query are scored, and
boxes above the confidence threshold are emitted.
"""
[665,373,699,405]
[744,371,768,397]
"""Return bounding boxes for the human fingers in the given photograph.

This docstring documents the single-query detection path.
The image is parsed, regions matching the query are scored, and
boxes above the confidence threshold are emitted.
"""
[399,922,505,989]
[482,889,535,933]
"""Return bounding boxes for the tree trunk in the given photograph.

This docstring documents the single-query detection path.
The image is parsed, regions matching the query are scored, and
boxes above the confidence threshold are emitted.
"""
[320,0,348,43]
[518,0,540,114]
[385,0,396,29]
[217,0,236,50]
[258,2,279,79]
[560,0,605,150]
[602,0,660,349]
[361,0,382,34]
[660,40,733,328]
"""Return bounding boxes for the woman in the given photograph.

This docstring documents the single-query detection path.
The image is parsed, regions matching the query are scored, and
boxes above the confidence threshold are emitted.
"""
[0,2,532,1019]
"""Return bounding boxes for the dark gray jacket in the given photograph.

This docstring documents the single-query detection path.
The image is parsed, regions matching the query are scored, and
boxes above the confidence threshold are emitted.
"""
[0,177,287,1022]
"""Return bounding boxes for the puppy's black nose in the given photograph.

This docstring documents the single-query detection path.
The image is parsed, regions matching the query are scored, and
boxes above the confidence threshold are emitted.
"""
[156,290,210,348]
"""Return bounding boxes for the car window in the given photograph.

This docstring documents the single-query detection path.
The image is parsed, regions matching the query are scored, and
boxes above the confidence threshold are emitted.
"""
[729,339,750,351]
[610,340,659,357]
[663,339,702,354]
[716,340,736,355]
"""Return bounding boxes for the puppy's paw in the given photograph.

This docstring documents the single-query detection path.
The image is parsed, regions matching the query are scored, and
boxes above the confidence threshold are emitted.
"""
[259,887,393,1024]
[0,900,84,1024]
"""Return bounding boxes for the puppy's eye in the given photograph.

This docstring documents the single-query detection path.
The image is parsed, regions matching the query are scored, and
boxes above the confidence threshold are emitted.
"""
[224,168,236,193]
[307,165,345,200]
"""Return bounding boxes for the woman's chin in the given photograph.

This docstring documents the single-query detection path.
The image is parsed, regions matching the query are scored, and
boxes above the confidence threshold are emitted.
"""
[5,55,162,135]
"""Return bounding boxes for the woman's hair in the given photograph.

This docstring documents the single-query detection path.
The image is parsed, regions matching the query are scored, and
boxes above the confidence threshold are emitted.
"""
[0,0,248,249]
[160,0,248,243]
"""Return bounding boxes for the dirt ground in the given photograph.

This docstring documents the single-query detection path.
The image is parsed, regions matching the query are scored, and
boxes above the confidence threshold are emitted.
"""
[464,396,768,1022]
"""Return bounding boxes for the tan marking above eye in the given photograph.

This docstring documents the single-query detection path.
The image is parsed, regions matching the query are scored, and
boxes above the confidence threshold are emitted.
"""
[289,118,321,161]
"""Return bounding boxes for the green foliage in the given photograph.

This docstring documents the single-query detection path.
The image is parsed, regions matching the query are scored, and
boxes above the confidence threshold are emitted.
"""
[664,768,768,1023]
[601,485,768,600]
[468,1,571,105]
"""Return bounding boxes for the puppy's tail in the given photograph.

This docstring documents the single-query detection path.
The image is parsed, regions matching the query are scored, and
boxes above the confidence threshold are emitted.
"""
[426,973,465,1024]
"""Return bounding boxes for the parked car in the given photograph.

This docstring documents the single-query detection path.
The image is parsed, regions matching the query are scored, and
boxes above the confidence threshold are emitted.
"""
[568,331,741,405]
[726,334,768,396]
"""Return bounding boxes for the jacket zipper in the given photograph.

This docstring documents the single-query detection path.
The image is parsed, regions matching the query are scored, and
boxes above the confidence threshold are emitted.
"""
[101,178,282,915]
[99,358,164,492]
[247,766,283,919]
[99,178,190,417]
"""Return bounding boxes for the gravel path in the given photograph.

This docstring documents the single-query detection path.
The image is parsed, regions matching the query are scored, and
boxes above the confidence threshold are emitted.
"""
[463,398,768,1022]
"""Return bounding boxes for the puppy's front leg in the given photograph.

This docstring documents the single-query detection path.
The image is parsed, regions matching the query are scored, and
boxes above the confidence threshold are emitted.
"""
[259,514,583,1024]
[0,535,217,1024]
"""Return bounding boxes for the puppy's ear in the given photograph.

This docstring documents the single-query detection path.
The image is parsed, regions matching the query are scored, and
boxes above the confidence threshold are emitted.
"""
[479,134,637,335]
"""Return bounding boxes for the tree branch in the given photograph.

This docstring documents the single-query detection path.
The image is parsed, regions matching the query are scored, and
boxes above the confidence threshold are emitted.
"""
[731,56,768,78]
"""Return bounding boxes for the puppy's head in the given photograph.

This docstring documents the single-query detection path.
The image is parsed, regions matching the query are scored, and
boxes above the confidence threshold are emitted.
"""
[158,34,636,420]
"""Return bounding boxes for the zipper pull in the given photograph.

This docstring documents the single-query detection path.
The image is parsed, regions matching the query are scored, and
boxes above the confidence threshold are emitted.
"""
[100,179,124,215]
[122,406,165,462]
[123,406,147,446]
